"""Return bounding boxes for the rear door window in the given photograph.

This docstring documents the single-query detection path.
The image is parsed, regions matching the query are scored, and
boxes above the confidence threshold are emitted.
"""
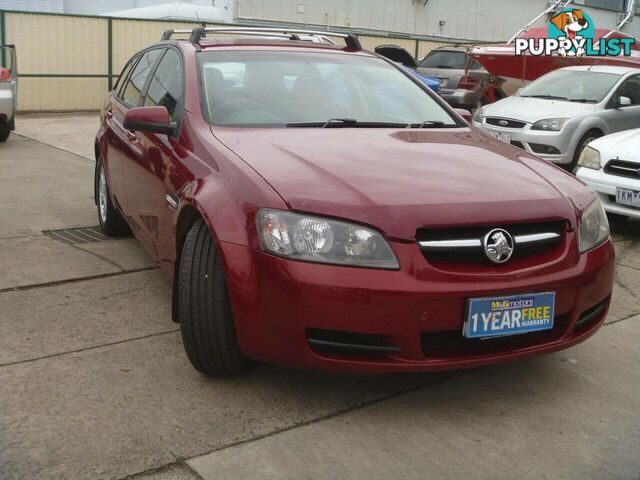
[144,49,184,119]
[420,51,476,70]
[121,48,163,108]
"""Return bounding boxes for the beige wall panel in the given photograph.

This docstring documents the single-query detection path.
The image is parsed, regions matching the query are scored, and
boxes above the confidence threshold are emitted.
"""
[112,20,206,73]
[417,40,449,60]
[358,35,417,56]
[17,78,108,111]
[5,12,108,74]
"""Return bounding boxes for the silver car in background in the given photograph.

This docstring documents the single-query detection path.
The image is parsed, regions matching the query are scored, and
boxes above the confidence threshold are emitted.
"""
[473,66,640,169]
[416,46,506,110]
[0,44,17,142]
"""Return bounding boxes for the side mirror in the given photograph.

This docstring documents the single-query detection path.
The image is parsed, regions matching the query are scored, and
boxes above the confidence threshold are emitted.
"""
[616,96,632,108]
[454,108,473,124]
[123,106,176,136]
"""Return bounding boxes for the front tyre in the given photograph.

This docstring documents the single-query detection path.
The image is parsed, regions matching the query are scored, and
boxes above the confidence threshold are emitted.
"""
[178,219,250,376]
[95,156,129,236]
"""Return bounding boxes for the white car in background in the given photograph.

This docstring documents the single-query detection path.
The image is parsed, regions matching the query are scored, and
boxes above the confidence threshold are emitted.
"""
[575,128,640,220]
[0,44,17,142]
[473,66,640,169]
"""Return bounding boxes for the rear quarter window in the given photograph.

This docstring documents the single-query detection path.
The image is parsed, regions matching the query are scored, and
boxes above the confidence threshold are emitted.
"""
[121,49,163,108]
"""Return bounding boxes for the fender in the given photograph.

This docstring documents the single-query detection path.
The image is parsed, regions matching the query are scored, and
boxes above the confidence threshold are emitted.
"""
[567,115,608,155]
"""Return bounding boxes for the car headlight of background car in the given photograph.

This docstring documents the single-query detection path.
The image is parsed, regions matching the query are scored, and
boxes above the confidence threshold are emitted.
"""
[257,209,399,269]
[531,118,568,131]
[577,146,601,170]
[578,198,610,253]
[472,106,485,123]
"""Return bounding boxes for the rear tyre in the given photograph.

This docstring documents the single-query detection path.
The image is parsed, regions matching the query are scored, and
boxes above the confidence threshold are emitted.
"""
[570,130,602,171]
[178,219,250,376]
[95,156,130,236]
[0,116,15,142]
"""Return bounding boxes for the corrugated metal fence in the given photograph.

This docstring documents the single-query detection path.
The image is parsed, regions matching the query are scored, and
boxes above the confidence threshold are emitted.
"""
[0,9,450,112]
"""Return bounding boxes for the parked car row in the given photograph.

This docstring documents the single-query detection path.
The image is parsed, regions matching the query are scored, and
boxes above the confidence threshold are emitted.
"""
[470,65,640,221]
[95,28,616,376]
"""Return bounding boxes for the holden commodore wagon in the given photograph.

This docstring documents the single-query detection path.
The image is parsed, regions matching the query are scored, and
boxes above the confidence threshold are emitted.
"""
[95,27,614,375]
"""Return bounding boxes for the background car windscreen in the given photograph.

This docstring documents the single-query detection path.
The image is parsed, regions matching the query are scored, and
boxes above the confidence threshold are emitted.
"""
[199,50,458,127]
[517,70,623,103]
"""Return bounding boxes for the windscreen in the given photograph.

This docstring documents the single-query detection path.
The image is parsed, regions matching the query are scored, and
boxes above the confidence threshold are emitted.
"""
[199,50,459,127]
[517,70,622,103]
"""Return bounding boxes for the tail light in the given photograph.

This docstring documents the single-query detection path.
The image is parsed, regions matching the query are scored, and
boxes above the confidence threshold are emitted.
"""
[458,76,478,90]
[0,68,11,82]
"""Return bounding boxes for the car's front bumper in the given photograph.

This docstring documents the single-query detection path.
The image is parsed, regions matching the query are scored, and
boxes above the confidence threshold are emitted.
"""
[473,120,574,165]
[220,237,614,374]
[576,166,640,219]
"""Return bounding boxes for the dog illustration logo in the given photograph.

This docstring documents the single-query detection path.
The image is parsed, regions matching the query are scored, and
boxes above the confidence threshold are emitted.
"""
[515,8,635,57]
[550,9,590,56]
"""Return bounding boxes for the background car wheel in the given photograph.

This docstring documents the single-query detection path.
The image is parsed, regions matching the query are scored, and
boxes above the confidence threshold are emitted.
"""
[94,156,129,236]
[178,219,251,376]
[571,130,602,171]
[0,116,14,142]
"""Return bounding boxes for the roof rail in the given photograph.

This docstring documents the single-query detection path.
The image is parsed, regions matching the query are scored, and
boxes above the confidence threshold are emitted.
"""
[161,26,362,50]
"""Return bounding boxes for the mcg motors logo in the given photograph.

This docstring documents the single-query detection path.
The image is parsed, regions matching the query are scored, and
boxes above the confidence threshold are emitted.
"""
[515,8,636,57]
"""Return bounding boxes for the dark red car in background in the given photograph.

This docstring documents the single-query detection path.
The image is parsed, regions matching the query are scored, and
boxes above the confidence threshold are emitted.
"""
[95,27,614,375]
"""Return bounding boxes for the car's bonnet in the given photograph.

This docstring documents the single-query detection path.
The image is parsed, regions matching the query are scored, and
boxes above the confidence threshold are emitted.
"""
[590,128,640,162]
[483,96,597,124]
[212,127,585,240]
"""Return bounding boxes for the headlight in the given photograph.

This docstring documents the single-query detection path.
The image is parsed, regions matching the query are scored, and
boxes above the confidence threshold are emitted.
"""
[257,209,399,269]
[531,118,568,131]
[472,106,485,123]
[577,146,601,170]
[578,198,610,253]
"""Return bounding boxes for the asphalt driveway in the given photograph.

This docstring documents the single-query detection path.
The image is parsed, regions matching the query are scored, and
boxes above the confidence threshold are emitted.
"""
[1,116,639,480]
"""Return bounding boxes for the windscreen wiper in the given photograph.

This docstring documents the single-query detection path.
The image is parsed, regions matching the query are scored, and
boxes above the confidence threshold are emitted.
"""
[286,119,410,128]
[521,94,569,101]
[411,121,459,128]
[568,98,598,103]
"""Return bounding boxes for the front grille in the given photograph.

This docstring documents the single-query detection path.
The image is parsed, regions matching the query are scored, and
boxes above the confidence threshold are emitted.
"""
[511,140,525,149]
[306,329,400,357]
[421,313,570,359]
[485,117,526,129]
[604,159,640,179]
[417,221,565,264]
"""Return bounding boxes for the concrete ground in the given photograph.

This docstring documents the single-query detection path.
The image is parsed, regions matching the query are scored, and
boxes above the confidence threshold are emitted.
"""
[1,114,639,480]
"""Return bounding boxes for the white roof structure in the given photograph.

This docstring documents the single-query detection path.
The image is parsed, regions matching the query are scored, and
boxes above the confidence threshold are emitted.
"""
[104,1,228,23]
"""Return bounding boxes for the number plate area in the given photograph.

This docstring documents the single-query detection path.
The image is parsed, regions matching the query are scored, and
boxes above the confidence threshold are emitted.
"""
[464,292,555,339]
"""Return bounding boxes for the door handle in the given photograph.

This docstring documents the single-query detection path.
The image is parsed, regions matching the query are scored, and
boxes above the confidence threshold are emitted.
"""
[126,131,138,142]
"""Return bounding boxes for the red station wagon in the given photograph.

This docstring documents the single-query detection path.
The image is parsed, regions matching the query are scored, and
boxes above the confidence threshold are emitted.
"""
[95,27,614,375]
